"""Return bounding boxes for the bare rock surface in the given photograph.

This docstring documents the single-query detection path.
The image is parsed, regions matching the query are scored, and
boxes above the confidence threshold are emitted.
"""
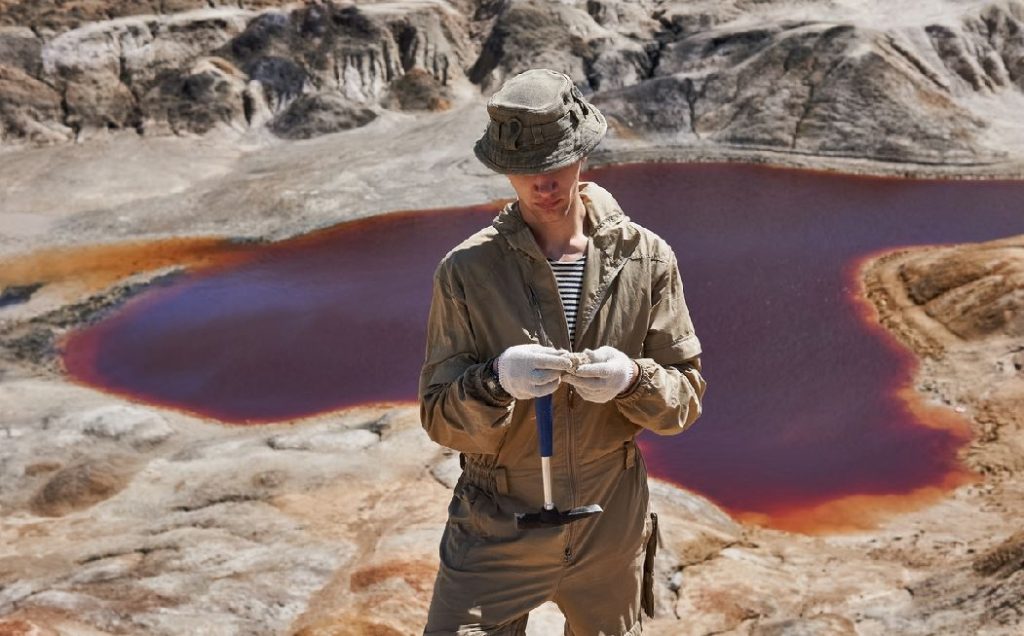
[1,237,1021,635]
[854,234,1024,635]
[1,1,475,144]
[0,0,1023,168]
[0,373,452,635]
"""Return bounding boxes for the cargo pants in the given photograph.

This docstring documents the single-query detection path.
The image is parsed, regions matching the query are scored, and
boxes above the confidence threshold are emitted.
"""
[423,439,659,636]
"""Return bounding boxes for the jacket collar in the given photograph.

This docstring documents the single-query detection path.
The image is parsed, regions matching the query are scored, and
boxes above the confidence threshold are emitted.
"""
[491,181,638,262]
[492,181,642,349]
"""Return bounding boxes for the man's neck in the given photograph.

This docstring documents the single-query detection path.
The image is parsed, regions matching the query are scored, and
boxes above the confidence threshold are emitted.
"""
[524,192,590,261]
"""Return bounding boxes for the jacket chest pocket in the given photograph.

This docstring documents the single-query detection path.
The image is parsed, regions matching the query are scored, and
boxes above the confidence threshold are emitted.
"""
[464,274,549,355]
[578,256,655,356]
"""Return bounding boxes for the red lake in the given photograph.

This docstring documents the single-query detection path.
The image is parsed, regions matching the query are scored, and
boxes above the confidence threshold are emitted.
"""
[60,162,1024,532]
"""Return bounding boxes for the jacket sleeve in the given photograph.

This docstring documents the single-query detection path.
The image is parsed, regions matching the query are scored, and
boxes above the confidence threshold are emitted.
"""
[419,258,515,454]
[614,246,707,435]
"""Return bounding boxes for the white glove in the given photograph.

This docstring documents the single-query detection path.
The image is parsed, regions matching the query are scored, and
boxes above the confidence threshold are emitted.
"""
[496,344,573,399]
[563,346,638,403]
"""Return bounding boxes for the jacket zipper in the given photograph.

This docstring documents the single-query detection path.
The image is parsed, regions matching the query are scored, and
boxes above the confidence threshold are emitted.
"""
[555,255,632,564]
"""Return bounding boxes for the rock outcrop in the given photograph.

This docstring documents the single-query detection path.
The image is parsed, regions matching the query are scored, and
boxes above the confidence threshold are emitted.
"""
[856,234,1024,635]
[3,0,1024,164]
[0,1,473,143]
[897,239,1024,341]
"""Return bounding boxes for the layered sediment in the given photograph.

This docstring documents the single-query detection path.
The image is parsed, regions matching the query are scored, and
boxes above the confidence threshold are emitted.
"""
[1,0,1024,168]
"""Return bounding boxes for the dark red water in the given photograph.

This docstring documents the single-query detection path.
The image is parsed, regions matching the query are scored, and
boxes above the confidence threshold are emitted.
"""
[61,163,1023,530]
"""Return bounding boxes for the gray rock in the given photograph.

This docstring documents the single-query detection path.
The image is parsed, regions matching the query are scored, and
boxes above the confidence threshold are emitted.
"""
[266,425,379,451]
[754,613,858,636]
[0,0,290,33]
[468,0,634,90]
[0,26,42,76]
[29,455,138,516]
[3,0,1024,167]
[596,21,993,162]
[0,64,72,143]
[143,56,254,135]
[39,9,253,138]
[268,92,378,139]
[59,405,175,449]
[430,450,462,489]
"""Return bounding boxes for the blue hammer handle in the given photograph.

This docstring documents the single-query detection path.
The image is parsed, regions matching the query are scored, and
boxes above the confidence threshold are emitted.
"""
[536,394,554,458]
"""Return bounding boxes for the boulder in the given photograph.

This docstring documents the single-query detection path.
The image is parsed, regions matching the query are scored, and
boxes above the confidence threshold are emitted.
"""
[29,455,137,517]
[0,64,72,143]
[268,92,377,139]
[58,405,175,449]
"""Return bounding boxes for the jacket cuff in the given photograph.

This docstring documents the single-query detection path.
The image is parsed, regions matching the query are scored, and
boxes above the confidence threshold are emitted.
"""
[615,358,656,402]
[465,357,514,407]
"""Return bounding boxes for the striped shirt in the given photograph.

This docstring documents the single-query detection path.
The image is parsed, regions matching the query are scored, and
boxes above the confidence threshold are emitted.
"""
[547,254,586,345]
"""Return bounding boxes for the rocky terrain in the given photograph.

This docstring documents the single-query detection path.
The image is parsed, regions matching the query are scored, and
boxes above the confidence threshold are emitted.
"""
[1,0,1024,167]
[1,0,1024,635]
[1,233,1022,635]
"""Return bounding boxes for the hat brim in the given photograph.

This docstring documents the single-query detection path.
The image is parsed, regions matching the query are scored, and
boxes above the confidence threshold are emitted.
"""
[474,109,607,175]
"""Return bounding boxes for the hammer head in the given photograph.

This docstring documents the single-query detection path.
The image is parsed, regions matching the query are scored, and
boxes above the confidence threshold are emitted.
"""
[514,504,603,530]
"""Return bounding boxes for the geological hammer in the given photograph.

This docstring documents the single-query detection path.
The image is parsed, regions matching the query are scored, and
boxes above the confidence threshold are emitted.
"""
[514,393,603,530]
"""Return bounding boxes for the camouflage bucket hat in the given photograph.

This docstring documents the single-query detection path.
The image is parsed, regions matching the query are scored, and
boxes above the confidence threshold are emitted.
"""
[474,68,607,174]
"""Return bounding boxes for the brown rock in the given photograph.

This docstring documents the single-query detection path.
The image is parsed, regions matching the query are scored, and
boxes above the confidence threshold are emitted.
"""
[0,617,58,636]
[143,56,252,135]
[897,240,1024,340]
[22,459,63,476]
[0,26,42,76]
[29,455,136,517]
[384,67,451,111]
[0,65,72,143]
[268,92,377,139]
[973,530,1024,577]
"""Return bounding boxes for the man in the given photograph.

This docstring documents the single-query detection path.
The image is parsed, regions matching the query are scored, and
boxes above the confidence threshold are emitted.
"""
[419,68,707,635]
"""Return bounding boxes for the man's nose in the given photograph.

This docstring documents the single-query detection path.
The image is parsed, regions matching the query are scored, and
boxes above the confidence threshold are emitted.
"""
[533,178,558,194]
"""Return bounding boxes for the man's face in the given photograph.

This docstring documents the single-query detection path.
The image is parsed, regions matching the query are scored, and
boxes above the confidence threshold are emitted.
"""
[506,159,585,226]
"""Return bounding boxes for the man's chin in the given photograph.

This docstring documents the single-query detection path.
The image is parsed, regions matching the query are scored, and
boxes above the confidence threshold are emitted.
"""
[538,201,571,216]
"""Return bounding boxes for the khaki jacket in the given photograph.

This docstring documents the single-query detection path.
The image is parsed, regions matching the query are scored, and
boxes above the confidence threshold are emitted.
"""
[420,181,707,632]
[419,180,706,491]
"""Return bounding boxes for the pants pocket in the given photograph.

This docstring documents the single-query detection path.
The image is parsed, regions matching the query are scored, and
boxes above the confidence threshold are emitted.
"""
[441,480,482,570]
[641,511,659,619]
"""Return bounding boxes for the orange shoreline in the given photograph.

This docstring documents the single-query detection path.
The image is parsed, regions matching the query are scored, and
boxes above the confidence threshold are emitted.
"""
[728,249,980,535]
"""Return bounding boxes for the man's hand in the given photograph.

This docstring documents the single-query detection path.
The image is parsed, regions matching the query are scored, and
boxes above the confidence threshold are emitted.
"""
[563,346,639,403]
[496,344,573,399]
